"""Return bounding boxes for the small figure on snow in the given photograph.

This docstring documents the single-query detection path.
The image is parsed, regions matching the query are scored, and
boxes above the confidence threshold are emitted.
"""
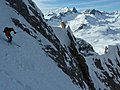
[61,21,66,29]
[3,27,16,42]
[104,46,108,54]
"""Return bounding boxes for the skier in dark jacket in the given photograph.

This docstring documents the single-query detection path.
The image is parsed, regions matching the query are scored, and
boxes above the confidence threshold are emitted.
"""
[3,27,16,42]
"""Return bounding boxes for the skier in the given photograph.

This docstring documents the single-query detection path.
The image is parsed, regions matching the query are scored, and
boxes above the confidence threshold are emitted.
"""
[3,27,16,42]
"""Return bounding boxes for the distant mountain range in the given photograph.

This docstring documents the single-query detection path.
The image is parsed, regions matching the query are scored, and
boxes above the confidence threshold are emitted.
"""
[45,7,120,54]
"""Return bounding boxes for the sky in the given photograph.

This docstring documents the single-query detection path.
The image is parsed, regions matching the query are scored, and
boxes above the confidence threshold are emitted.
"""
[33,0,120,13]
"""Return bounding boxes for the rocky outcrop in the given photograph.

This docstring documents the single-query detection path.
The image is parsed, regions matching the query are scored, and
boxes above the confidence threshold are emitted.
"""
[76,38,94,56]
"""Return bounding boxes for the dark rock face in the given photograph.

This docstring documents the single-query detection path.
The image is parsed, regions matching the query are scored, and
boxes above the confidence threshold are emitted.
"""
[76,38,94,56]
[67,30,95,90]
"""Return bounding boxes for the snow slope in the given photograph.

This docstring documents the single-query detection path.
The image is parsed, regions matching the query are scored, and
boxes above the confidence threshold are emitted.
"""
[0,1,80,90]
[0,32,78,90]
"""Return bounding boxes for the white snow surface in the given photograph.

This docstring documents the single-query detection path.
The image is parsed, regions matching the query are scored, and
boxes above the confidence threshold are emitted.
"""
[46,8,120,55]
[0,1,80,90]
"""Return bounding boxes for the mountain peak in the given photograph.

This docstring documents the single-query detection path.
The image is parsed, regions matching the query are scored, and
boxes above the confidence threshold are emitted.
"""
[71,7,78,13]
[54,7,71,13]
[83,9,102,15]
[54,7,78,14]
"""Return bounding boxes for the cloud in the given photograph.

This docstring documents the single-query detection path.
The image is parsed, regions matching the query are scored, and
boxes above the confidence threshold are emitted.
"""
[34,0,58,3]
[69,0,110,6]
[34,0,57,2]
[32,0,120,13]
[92,1,120,9]
[77,1,120,11]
